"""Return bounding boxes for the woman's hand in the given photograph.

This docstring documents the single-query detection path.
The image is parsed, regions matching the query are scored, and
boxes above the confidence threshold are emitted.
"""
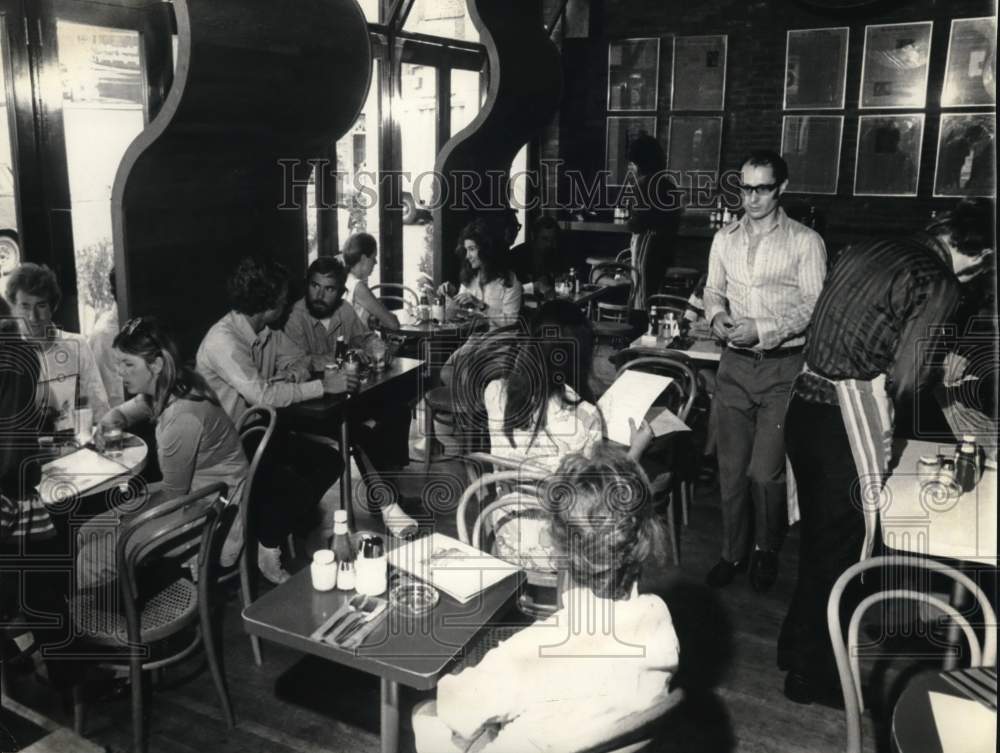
[94,410,127,450]
[437,281,457,298]
[627,418,655,459]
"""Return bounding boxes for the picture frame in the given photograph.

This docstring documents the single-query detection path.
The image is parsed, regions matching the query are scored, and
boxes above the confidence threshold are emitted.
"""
[666,116,723,186]
[860,22,933,109]
[933,113,996,197]
[671,35,727,111]
[607,38,660,112]
[781,115,844,195]
[941,17,997,108]
[606,116,657,186]
[784,28,849,110]
[854,114,924,197]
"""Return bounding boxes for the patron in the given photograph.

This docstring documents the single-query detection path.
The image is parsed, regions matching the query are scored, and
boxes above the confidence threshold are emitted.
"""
[438,220,522,328]
[341,233,400,331]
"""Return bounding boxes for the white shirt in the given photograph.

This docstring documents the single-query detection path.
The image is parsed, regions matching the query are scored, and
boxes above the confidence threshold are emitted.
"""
[87,308,124,409]
[454,274,523,328]
[37,329,111,428]
[344,272,371,330]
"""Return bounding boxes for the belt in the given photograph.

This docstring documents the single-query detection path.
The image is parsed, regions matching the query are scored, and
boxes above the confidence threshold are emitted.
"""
[726,345,804,361]
[793,370,839,405]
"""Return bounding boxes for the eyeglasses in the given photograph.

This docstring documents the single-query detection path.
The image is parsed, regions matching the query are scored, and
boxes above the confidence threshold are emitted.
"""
[738,182,780,197]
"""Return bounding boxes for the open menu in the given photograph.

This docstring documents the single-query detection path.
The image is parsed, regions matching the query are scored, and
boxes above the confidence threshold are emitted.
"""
[388,533,520,604]
[38,448,128,504]
[597,370,684,444]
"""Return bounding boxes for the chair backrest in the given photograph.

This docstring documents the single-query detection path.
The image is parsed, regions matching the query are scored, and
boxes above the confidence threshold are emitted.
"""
[646,294,690,317]
[232,405,277,570]
[115,482,230,641]
[370,283,419,311]
[828,555,998,753]
[614,355,698,423]
[615,247,632,264]
[455,467,547,548]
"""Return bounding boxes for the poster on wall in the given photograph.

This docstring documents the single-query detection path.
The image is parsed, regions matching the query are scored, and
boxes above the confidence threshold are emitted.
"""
[941,17,997,107]
[934,113,996,197]
[671,35,727,110]
[854,114,924,197]
[666,116,722,186]
[607,38,660,111]
[860,22,933,109]
[606,116,657,185]
[784,28,849,110]
[781,116,843,194]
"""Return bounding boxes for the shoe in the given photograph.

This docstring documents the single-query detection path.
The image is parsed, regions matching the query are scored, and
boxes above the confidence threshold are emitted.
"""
[750,549,779,593]
[777,647,792,671]
[783,672,845,709]
[706,558,744,588]
[382,503,418,539]
[257,546,291,585]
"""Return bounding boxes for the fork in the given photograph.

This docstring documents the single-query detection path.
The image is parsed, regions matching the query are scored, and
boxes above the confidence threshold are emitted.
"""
[325,597,380,643]
[310,594,369,642]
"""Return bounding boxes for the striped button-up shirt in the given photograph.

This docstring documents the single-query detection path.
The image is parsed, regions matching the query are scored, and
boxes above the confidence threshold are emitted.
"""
[703,208,827,351]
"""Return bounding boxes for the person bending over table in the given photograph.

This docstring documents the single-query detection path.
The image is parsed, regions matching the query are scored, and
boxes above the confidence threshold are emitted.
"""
[75,317,250,590]
[197,256,355,582]
[341,232,400,332]
[283,256,417,537]
[437,219,522,330]
[412,446,680,753]
[6,262,110,427]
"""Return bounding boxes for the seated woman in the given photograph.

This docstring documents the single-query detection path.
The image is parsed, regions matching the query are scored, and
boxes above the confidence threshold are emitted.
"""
[341,232,400,331]
[482,299,653,567]
[78,317,249,589]
[438,220,522,329]
[412,446,680,753]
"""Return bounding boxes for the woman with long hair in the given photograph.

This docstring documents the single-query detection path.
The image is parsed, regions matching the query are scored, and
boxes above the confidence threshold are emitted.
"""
[440,219,522,328]
[78,316,249,589]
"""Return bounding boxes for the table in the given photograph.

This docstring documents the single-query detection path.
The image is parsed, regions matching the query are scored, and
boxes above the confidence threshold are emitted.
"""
[627,335,724,364]
[892,668,997,753]
[243,564,524,753]
[38,433,148,505]
[280,358,425,527]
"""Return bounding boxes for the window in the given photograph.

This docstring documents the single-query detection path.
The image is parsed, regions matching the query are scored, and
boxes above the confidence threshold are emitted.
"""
[400,63,436,292]
[403,0,479,43]
[0,18,21,286]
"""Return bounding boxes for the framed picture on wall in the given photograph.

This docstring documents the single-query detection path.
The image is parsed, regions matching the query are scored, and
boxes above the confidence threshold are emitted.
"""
[606,116,657,185]
[666,116,723,186]
[608,38,660,111]
[784,28,849,110]
[941,17,997,107]
[860,22,933,109]
[854,114,924,197]
[671,35,727,111]
[781,115,843,194]
[933,113,996,197]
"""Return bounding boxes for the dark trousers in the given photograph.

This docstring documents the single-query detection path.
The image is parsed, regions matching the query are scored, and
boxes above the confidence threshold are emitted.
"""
[780,394,867,686]
[254,432,343,548]
[715,350,801,562]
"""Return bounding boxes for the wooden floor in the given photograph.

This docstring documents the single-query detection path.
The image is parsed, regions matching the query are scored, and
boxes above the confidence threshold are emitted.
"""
[10,456,910,753]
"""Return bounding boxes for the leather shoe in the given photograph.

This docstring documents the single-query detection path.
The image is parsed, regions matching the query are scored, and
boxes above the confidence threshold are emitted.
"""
[783,672,845,709]
[750,549,779,593]
[706,558,745,588]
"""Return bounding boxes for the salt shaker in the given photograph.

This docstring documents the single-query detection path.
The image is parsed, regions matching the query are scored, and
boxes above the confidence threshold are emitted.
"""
[355,535,387,596]
[310,549,337,591]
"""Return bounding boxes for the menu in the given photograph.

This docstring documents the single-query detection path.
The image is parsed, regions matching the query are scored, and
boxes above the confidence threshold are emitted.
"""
[597,370,675,444]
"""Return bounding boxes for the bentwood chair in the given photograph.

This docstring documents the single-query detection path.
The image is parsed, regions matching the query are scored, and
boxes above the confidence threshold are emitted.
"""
[370,283,420,313]
[828,555,997,753]
[71,483,236,753]
[589,261,640,348]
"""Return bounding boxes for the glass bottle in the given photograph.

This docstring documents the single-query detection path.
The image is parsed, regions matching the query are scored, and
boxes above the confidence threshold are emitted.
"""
[334,336,347,366]
[954,435,980,493]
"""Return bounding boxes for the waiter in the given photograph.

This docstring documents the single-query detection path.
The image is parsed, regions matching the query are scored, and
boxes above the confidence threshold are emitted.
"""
[779,198,994,705]
[703,150,827,593]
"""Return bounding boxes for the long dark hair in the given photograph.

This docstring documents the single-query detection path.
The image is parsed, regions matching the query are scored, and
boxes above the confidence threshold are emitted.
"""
[113,317,219,416]
[456,220,512,288]
[502,299,595,449]
[0,336,45,500]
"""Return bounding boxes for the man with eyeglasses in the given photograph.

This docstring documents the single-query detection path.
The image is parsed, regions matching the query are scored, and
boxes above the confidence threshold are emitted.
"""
[703,150,826,593]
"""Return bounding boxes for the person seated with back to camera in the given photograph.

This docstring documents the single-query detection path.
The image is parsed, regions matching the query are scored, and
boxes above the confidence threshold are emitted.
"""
[340,232,400,332]
[77,317,250,590]
[412,445,680,753]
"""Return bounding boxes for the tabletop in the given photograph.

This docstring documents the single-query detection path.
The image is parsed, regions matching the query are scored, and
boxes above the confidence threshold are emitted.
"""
[38,433,148,504]
[627,335,723,363]
[882,439,997,565]
[243,561,524,690]
[892,667,997,753]
[396,311,487,338]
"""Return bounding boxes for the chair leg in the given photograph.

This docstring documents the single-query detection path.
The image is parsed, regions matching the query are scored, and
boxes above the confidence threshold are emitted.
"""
[666,492,680,566]
[424,404,435,473]
[239,560,263,667]
[72,684,86,735]
[200,588,235,729]
[681,481,691,527]
[130,654,145,753]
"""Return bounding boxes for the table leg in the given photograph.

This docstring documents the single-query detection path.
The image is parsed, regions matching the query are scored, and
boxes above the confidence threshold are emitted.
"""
[341,418,354,531]
[380,677,400,753]
[943,580,969,670]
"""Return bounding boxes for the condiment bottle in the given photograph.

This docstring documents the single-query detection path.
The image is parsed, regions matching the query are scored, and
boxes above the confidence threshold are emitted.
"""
[954,435,980,493]
[355,535,387,596]
[330,510,357,591]
[310,549,337,591]
[334,336,347,366]
[431,294,446,324]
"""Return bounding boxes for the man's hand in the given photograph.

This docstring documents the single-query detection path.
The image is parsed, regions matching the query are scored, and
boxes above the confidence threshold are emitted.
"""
[728,318,760,347]
[322,370,359,395]
[627,417,655,459]
[942,351,970,387]
[711,312,735,341]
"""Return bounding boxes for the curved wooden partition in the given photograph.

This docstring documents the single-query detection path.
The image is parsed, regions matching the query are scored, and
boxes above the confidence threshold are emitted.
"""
[112,0,371,357]
[432,0,561,284]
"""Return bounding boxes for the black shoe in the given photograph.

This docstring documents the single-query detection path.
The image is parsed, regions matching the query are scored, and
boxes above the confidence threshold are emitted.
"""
[777,647,793,671]
[706,558,744,588]
[750,549,779,593]
[783,672,845,709]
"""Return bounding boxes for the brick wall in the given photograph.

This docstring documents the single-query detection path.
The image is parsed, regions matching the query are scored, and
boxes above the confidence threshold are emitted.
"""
[545,0,995,249]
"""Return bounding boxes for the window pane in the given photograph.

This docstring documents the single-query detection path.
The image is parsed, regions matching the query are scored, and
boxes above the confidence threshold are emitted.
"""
[450,69,479,135]
[404,0,479,43]
[57,21,145,335]
[510,144,527,246]
[400,64,436,292]
[336,60,381,287]
[0,19,21,286]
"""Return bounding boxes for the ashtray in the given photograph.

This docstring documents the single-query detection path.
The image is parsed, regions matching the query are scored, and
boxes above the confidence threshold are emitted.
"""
[390,581,439,615]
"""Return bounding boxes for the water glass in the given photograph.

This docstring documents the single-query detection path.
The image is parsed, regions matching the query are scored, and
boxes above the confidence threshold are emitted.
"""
[104,427,124,457]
